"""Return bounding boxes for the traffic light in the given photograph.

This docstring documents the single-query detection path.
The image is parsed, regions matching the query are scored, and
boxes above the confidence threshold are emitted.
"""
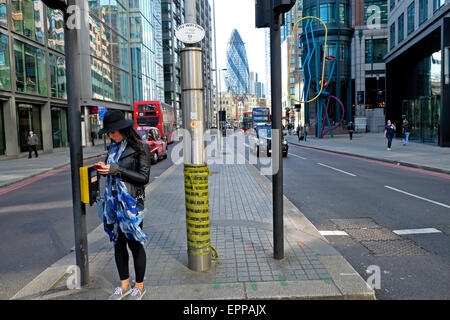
[255,0,271,28]
[273,0,296,14]
[41,0,68,11]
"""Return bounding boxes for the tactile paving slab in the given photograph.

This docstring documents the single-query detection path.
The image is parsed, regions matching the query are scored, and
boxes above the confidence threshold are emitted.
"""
[360,240,432,257]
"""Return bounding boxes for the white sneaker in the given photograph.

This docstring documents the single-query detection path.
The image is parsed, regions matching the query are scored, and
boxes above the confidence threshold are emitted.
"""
[387,148,391,151]
[128,287,146,300]
[108,286,132,300]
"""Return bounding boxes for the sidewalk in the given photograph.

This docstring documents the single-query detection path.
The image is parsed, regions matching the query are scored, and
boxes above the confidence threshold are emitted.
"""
[286,132,450,174]
[11,149,375,300]
[0,145,108,189]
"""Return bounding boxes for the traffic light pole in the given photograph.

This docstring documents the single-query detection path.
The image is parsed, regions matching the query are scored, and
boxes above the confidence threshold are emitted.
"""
[270,4,284,260]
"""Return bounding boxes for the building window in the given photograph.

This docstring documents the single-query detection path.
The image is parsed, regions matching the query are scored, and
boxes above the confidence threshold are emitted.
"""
[390,0,395,10]
[14,40,47,96]
[419,0,428,25]
[433,0,445,11]
[49,54,66,99]
[407,1,415,35]
[114,67,131,104]
[11,0,45,44]
[339,3,350,26]
[366,38,387,63]
[0,33,11,90]
[320,4,328,23]
[365,0,388,24]
[390,23,395,49]
[47,8,65,53]
[320,3,337,24]
[398,13,404,43]
[0,0,7,28]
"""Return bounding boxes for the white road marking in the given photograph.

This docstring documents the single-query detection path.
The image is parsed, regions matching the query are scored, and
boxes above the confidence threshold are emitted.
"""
[319,230,349,236]
[317,163,357,177]
[289,153,307,160]
[393,228,442,235]
[385,186,450,209]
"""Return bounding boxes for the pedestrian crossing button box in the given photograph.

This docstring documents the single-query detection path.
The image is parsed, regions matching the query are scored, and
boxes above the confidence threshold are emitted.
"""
[80,166,100,206]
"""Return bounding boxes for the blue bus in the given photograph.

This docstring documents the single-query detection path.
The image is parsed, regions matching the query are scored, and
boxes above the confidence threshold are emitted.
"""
[252,107,270,126]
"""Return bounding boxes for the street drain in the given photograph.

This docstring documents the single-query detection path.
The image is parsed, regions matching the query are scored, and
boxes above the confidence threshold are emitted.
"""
[360,239,432,256]
[345,227,402,241]
[331,218,381,230]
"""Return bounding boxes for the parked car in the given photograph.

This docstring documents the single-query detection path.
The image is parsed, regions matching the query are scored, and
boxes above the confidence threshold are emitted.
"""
[248,124,288,157]
[136,126,168,164]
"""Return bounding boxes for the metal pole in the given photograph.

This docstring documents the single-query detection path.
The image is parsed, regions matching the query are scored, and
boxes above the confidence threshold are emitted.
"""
[64,0,89,286]
[270,3,284,260]
[212,0,221,154]
[182,0,211,272]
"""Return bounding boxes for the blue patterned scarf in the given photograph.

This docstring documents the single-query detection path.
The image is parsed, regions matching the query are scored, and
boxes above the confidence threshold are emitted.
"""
[99,140,148,245]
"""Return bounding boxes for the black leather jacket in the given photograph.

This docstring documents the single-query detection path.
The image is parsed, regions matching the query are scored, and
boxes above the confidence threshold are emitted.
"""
[105,141,151,207]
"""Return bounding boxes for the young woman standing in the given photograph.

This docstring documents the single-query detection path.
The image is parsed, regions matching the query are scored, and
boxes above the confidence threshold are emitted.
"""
[95,110,151,300]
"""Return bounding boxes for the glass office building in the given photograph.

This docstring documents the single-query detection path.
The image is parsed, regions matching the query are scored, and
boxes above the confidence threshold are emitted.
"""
[0,0,165,158]
[300,0,353,131]
[386,0,449,146]
[225,29,250,95]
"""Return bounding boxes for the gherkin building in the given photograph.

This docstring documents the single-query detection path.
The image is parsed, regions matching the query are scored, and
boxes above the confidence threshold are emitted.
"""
[225,29,250,95]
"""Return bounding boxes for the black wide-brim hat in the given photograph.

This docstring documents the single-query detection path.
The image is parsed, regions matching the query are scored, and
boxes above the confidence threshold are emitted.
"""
[98,109,135,135]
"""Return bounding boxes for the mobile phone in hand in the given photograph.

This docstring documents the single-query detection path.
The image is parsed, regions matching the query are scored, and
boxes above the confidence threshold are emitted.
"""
[92,164,104,170]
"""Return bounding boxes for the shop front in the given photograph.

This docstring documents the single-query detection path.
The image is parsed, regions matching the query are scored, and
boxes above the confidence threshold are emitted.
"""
[51,106,69,148]
[0,104,5,155]
[16,103,42,153]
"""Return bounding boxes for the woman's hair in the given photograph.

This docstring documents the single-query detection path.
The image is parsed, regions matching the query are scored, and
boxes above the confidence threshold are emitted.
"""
[119,126,145,157]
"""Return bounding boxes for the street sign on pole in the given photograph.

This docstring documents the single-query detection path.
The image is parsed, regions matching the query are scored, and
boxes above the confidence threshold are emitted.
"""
[98,106,108,121]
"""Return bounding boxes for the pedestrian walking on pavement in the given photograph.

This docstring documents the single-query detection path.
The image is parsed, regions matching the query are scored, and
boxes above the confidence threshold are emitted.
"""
[384,120,396,151]
[296,125,300,138]
[402,119,411,146]
[347,121,355,140]
[304,124,308,141]
[298,125,304,141]
[95,110,151,300]
[27,131,39,158]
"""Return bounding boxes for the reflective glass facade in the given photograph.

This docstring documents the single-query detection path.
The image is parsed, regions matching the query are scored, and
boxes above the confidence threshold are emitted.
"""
[129,0,164,102]
[11,0,45,44]
[49,54,66,99]
[0,33,11,90]
[14,40,47,96]
[225,29,250,95]
[89,0,132,104]
[0,0,6,28]
[47,8,64,53]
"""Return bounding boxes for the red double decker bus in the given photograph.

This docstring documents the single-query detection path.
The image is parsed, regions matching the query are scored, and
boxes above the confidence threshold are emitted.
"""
[133,101,176,144]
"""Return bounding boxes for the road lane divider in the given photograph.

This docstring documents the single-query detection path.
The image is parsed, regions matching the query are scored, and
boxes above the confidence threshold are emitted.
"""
[384,186,450,209]
[319,230,349,236]
[393,228,442,235]
[317,163,357,177]
[288,153,307,160]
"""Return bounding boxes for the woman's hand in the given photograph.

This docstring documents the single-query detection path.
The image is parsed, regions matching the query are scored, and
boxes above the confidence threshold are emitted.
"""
[97,164,111,175]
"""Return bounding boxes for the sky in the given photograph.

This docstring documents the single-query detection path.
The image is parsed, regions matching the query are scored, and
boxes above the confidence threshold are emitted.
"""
[210,0,267,87]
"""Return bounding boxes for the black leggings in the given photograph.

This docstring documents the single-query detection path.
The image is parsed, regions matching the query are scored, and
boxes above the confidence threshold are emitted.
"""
[114,227,146,283]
